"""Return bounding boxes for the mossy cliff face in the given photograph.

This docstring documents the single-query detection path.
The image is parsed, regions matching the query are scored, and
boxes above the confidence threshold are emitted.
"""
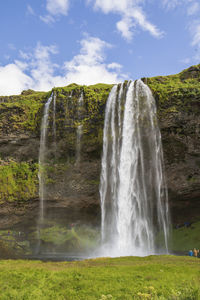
[0,83,112,229]
[0,66,200,232]
[145,64,200,224]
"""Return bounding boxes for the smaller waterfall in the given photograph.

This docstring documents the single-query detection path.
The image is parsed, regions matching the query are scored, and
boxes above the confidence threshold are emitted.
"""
[76,92,84,165]
[53,93,57,149]
[100,80,169,257]
[38,93,54,223]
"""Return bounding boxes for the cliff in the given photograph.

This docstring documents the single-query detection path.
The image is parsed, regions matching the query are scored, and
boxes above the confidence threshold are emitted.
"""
[146,65,200,225]
[0,65,200,238]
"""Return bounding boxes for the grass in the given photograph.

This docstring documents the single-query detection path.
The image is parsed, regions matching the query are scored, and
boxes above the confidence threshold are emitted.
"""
[0,256,199,299]
[169,221,200,252]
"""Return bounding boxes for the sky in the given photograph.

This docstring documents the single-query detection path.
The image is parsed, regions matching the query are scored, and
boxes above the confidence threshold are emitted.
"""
[0,0,200,95]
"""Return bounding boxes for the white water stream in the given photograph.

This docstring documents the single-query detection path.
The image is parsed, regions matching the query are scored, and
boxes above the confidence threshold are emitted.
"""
[53,92,57,153]
[38,92,54,223]
[76,92,84,166]
[100,80,169,257]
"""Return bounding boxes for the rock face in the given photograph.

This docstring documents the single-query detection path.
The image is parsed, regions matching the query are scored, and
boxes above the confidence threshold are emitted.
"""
[0,83,112,231]
[0,66,200,231]
[146,65,200,224]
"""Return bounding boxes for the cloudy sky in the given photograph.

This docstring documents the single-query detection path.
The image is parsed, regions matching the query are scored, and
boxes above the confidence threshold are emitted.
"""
[0,0,199,95]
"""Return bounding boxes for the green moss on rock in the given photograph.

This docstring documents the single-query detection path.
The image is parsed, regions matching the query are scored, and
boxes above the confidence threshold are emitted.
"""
[0,91,49,134]
[0,161,38,203]
[145,64,200,116]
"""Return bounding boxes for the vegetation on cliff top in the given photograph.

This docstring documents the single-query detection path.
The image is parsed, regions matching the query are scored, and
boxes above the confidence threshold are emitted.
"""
[146,64,200,116]
[0,91,49,134]
[52,82,112,135]
[0,63,199,136]
[0,83,113,136]
[0,256,199,299]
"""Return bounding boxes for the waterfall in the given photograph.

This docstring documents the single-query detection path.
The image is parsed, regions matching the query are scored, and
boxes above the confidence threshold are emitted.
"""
[100,80,169,257]
[53,92,57,152]
[76,92,84,165]
[38,92,54,223]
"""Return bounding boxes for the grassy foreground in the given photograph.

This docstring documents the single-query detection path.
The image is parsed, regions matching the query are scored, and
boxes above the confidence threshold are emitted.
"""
[0,256,199,299]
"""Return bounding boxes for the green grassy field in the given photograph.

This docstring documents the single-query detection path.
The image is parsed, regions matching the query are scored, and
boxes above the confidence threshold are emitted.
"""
[0,256,199,299]
[169,222,200,252]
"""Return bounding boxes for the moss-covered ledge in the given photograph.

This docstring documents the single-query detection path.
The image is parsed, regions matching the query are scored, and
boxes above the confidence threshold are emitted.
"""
[145,64,200,117]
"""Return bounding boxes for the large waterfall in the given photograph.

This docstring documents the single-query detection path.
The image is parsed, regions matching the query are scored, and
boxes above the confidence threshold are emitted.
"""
[100,80,169,257]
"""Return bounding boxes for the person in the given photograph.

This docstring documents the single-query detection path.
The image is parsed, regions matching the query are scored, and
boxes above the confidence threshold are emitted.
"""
[193,248,199,258]
[188,249,193,257]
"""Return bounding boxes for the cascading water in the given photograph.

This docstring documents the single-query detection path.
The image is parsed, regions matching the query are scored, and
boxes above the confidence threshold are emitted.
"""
[100,80,169,257]
[38,92,54,224]
[53,92,57,153]
[76,92,84,165]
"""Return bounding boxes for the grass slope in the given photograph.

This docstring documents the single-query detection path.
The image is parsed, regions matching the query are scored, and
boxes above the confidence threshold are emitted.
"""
[0,256,199,299]
[170,221,200,252]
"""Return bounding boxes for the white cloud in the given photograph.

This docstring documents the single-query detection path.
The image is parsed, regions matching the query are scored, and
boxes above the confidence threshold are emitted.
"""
[190,23,200,61]
[64,36,125,84]
[46,0,69,16]
[107,63,122,70]
[0,44,66,95]
[130,6,163,38]
[162,0,184,10]
[180,57,191,64]
[41,0,69,23]
[187,2,200,16]
[88,0,163,41]
[162,0,199,12]
[19,50,31,60]
[0,63,33,96]
[8,43,16,50]
[27,5,35,16]
[40,14,55,24]
[116,18,134,41]
[191,23,200,46]
[29,44,65,91]
[162,0,200,62]
[188,21,200,62]
[0,37,125,96]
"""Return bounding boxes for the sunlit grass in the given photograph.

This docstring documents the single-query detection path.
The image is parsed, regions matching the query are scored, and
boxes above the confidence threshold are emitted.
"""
[0,256,199,299]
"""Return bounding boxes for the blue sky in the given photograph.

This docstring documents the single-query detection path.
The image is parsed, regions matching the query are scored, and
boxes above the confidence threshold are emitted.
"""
[0,0,200,95]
